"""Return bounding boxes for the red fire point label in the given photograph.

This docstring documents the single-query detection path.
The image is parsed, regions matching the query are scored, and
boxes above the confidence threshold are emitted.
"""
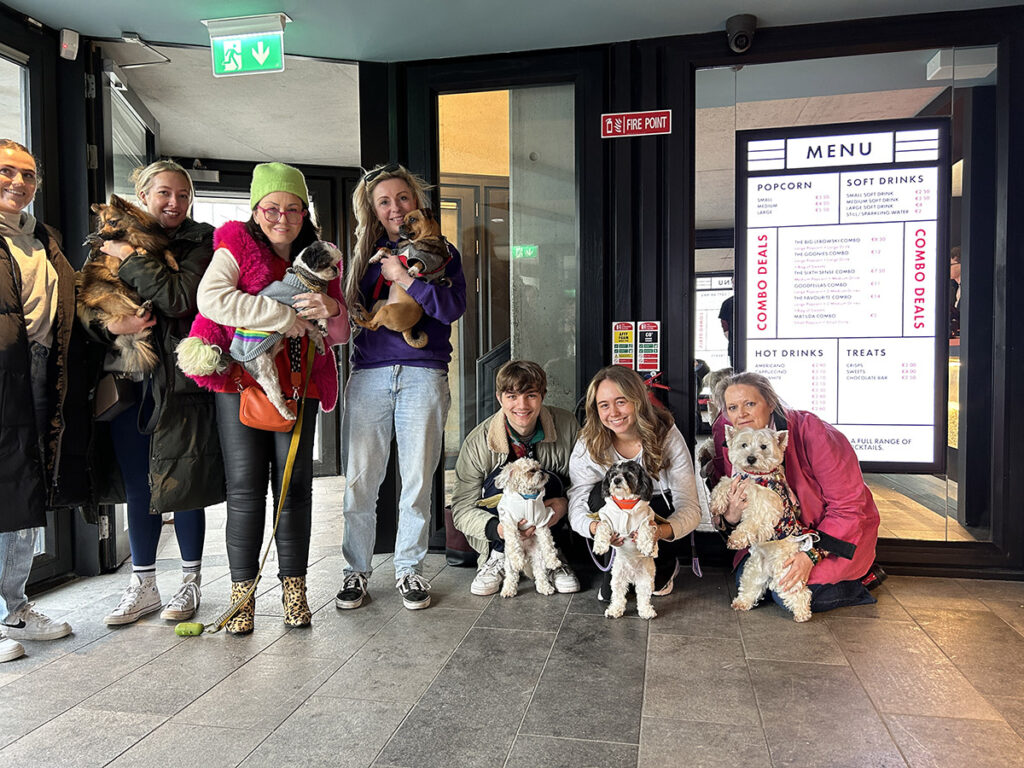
[601,110,672,139]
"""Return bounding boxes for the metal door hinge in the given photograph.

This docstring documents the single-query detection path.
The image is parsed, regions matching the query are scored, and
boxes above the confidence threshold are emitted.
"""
[85,73,96,99]
[98,515,110,540]
[86,144,98,170]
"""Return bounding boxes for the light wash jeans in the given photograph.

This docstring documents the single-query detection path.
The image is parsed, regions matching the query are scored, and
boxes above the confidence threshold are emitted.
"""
[0,529,37,618]
[342,365,450,578]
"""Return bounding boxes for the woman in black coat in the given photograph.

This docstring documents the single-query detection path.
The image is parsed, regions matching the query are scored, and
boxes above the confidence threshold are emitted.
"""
[84,160,224,627]
[0,139,83,661]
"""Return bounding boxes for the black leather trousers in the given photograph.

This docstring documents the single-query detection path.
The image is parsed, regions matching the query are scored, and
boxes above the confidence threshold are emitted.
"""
[215,393,318,581]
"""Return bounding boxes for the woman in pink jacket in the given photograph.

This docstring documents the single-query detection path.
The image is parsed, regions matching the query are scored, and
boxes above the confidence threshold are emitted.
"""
[709,371,882,613]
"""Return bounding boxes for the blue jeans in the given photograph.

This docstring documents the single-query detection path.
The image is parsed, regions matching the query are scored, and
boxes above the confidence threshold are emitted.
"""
[342,365,450,578]
[109,382,205,567]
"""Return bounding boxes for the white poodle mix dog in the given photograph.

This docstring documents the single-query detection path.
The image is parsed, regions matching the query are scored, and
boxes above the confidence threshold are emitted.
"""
[494,457,561,597]
[592,460,658,620]
[709,425,813,622]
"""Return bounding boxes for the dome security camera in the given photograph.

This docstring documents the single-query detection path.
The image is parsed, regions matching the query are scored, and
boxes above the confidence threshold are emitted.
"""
[726,14,757,54]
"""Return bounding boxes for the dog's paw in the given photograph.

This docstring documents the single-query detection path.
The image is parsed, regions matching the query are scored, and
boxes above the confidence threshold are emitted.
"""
[535,579,555,596]
[731,597,755,612]
[793,608,812,622]
[604,606,624,619]
[500,583,518,598]
[726,531,750,550]
[637,604,657,620]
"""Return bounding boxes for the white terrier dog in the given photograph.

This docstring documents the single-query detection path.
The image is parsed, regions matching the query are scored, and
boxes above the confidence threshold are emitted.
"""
[592,460,658,620]
[494,458,561,598]
[709,426,813,622]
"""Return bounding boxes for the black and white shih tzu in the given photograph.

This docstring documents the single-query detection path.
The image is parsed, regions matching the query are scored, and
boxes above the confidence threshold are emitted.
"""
[592,460,659,619]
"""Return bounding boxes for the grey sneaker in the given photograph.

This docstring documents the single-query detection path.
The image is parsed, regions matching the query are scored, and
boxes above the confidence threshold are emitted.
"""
[470,550,504,596]
[104,573,162,626]
[335,573,368,610]
[161,573,202,621]
[3,602,72,641]
[0,633,24,662]
[397,574,431,610]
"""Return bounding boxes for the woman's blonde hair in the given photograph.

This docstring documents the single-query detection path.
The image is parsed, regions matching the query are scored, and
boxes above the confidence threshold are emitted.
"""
[579,365,675,476]
[345,163,430,311]
[130,159,194,214]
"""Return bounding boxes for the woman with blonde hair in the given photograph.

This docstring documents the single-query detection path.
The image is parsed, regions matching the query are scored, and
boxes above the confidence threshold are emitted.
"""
[86,158,225,626]
[336,163,466,612]
[568,365,701,600]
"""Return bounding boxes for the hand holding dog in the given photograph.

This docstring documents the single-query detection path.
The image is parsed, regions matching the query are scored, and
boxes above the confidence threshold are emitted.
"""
[378,252,414,287]
[724,476,751,524]
[589,519,625,547]
[284,314,317,338]
[779,551,813,593]
[107,311,155,335]
[99,239,135,262]
[293,291,340,321]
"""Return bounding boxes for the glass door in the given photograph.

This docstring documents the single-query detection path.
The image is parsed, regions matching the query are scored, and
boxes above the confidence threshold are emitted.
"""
[437,84,579,502]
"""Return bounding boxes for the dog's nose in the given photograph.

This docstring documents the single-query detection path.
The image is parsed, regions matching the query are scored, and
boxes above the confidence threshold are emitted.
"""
[746,455,757,465]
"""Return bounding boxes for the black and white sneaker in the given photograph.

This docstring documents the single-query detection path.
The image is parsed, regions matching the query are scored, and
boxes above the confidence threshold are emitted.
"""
[596,571,613,603]
[396,574,431,610]
[335,573,368,610]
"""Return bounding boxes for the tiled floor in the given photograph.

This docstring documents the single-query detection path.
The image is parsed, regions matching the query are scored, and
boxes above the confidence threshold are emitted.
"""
[3,477,1024,767]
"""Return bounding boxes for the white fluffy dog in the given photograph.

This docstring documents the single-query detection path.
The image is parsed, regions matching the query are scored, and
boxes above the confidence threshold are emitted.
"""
[709,426,813,622]
[494,458,561,598]
[592,460,658,620]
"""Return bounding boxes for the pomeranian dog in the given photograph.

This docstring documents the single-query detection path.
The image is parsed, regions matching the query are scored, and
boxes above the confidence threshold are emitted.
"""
[77,195,179,374]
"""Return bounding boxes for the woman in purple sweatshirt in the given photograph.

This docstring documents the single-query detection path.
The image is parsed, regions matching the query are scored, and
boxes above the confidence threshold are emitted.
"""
[335,164,466,612]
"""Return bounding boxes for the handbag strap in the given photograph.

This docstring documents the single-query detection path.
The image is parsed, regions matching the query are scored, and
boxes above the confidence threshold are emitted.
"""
[204,341,317,634]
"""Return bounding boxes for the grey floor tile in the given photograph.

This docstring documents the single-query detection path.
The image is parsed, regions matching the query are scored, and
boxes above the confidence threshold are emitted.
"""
[0,692,74,749]
[645,634,760,727]
[955,578,1024,601]
[521,613,648,742]
[316,607,477,703]
[748,659,906,767]
[106,722,268,768]
[0,706,166,767]
[508,734,638,768]
[422,564,492,611]
[639,716,770,768]
[256,555,347,617]
[885,576,989,612]
[982,598,1024,636]
[475,586,571,632]
[821,585,915,622]
[378,626,555,768]
[174,652,340,731]
[737,601,848,664]
[986,695,1024,739]
[650,569,742,640]
[241,695,410,768]
[886,713,1024,768]
[913,607,1024,697]
[830,617,1001,719]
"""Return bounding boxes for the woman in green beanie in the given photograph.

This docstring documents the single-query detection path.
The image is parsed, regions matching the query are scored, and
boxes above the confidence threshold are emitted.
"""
[184,162,349,634]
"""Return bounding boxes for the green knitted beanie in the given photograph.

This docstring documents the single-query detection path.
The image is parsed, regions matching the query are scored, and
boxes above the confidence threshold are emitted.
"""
[249,162,309,209]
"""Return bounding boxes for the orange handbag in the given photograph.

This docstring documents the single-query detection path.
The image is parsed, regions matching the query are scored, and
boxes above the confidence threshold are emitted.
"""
[232,343,309,432]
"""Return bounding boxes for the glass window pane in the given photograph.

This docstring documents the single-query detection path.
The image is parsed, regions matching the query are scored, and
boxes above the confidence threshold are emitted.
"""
[110,89,147,195]
[0,53,27,145]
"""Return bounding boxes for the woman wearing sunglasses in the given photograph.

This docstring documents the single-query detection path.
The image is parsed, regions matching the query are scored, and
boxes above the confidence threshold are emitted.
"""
[335,163,466,611]
[183,162,349,634]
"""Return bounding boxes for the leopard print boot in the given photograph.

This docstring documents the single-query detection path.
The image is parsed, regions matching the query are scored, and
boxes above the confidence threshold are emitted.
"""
[281,576,312,627]
[225,579,256,635]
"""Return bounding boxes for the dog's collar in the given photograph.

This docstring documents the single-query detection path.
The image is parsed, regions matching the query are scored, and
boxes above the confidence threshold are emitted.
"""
[519,492,539,500]
[611,497,640,510]
[289,263,330,293]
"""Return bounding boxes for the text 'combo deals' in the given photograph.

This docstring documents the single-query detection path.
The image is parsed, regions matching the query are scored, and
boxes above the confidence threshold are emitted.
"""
[736,119,949,469]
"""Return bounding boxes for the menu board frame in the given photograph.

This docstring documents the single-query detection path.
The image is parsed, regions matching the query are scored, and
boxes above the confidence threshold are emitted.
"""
[734,118,950,474]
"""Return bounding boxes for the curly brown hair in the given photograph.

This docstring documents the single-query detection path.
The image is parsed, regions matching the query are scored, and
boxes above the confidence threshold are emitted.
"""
[578,365,674,476]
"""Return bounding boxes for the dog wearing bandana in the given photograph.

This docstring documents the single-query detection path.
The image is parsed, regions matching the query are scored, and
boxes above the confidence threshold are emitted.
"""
[592,460,659,619]
[710,426,814,622]
[494,458,562,597]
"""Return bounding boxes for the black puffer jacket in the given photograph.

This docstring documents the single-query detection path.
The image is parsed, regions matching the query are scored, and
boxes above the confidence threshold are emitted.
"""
[86,218,226,514]
[0,221,91,532]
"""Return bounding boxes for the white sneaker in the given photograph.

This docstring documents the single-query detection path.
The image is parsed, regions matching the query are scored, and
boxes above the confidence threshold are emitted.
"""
[160,573,202,621]
[0,633,25,662]
[550,563,580,594]
[104,573,162,626]
[3,602,72,641]
[471,550,505,596]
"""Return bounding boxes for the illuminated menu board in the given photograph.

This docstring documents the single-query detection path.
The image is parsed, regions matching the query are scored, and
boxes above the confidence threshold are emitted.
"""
[735,119,949,471]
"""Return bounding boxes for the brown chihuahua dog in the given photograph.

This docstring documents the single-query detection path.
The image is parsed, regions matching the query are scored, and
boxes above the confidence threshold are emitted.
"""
[77,195,179,374]
[353,208,450,349]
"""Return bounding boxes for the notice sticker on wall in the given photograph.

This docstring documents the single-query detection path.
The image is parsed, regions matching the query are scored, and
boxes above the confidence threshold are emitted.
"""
[735,119,949,471]
[637,321,661,372]
[612,321,635,368]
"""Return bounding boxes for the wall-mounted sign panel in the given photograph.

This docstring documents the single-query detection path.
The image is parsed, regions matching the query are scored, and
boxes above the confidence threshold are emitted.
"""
[203,13,289,78]
[612,321,635,368]
[735,119,949,472]
[601,110,671,138]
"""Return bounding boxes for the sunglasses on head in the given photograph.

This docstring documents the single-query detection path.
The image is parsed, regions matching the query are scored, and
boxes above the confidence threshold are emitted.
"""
[362,162,401,185]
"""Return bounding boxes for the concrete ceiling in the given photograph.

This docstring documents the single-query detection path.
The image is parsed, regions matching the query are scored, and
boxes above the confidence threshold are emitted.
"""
[4,0,1019,62]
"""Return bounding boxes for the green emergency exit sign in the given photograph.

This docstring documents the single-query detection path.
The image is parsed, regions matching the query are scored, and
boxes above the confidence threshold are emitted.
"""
[511,244,539,260]
[211,32,284,77]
